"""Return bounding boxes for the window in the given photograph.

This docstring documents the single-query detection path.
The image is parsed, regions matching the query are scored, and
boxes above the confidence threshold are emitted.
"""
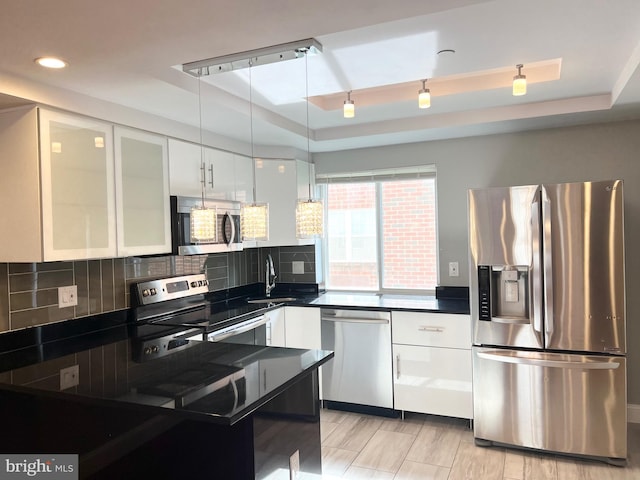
[320,168,437,293]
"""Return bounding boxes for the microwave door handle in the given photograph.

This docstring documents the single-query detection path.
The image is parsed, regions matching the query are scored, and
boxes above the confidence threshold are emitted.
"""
[531,197,543,341]
[541,187,554,345]
[222,212,235,246]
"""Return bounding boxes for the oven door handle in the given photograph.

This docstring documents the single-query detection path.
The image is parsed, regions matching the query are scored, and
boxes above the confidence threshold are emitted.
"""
[208,315,268,342]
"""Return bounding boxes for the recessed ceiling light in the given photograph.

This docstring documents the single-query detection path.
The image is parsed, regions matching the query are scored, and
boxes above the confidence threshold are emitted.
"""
[35,57,67,69]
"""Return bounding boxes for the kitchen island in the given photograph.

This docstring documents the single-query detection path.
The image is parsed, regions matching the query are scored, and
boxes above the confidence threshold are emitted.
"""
[0,318,332,479]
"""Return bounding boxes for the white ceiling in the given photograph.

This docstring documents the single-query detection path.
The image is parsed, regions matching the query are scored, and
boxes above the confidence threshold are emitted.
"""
[1,0,640,154]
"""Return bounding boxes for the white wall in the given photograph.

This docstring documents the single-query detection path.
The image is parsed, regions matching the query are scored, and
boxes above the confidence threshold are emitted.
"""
[314,119,640,404]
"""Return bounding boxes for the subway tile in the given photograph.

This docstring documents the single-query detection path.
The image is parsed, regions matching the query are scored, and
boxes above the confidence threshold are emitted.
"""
[88,260,102,315]
[101,259,115,312]
[113,258,126,310]
[74,260,89,317]
[209,278,228,292]
[204,254,228,269]
[9,270,74,292]
[8,262,73,274]
[10,289,59,311]
[10,305,75,330]
[0,264,8,333]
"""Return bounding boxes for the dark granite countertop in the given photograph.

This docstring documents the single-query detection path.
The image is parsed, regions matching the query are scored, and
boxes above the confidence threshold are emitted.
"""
[0,321,332,427]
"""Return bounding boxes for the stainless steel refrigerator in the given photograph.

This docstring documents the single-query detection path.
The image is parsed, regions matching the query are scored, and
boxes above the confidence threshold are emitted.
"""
[468,179,627,464]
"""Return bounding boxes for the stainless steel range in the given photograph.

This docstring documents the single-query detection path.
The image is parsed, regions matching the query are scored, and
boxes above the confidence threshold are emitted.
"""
[131,274,270,362]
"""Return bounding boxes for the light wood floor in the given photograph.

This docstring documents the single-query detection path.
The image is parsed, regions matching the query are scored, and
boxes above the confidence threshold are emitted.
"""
[319,408,640,479]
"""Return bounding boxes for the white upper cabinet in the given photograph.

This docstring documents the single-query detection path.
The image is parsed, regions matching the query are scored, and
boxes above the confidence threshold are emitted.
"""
[254,159,315,247]
[0,106,118,261]
[0,106,172,261]
[234,154,254,204]
[168,138,237,201]
[114,126,171,256]
[167,138,202,197]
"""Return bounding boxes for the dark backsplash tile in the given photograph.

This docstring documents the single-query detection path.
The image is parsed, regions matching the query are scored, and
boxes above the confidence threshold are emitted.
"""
[0,245,317,334]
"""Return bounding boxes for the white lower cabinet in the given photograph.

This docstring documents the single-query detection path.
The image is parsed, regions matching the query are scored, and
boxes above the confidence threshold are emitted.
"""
[283,306,321,349]
[391,311,473,419]
[265,307,286,347]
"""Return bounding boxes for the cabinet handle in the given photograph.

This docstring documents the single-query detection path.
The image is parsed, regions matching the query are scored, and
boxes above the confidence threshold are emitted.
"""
[419,326,444,332]
[266,323,272,345]
[263,369,267,390]
[208,164,214,188]
[200,163,206,188]
[396,355,400,380]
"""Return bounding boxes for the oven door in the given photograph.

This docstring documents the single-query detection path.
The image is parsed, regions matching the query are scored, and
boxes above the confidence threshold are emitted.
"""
[207,315,268,346]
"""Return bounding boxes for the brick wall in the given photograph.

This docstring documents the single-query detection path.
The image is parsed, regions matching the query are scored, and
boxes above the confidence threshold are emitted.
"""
[326,179,437,290]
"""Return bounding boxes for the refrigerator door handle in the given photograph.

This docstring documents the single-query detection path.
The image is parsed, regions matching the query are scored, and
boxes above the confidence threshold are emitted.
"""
[541,187,554,343]
[477,351,620,370]
[531,197,543,338]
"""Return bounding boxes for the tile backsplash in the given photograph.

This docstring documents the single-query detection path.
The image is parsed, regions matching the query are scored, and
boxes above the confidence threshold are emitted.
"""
[0,245,316,334]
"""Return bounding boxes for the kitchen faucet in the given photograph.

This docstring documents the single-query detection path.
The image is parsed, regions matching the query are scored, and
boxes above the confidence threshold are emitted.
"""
[265,254,277,297]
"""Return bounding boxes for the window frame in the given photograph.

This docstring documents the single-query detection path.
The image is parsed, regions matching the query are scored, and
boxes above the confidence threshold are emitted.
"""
[318,169,438,295]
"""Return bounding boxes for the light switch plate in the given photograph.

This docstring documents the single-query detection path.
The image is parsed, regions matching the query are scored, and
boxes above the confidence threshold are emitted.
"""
[58,285,78,308]
[292,261,305,274]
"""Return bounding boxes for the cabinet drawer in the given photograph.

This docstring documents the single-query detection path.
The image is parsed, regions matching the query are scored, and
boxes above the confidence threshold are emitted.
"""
[392,311,470,349]
[393,344,473,419]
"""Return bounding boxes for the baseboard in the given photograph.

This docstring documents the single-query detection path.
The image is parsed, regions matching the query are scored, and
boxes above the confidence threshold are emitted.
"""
[628,404,640,423]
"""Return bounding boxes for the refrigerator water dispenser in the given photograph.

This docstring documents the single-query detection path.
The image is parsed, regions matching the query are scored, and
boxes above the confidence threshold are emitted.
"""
[478,265,529,321]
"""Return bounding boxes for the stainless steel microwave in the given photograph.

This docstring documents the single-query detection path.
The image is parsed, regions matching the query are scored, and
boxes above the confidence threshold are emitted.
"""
[170,195,243,255]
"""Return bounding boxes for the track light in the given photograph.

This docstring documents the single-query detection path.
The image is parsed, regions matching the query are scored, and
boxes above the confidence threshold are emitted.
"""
[418,79,431,109]
[513,64,526,96]
[343,91,355,118]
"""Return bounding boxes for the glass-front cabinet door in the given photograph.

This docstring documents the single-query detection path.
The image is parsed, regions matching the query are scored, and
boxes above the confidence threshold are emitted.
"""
[114,126,171,256]
[39,109,117,260]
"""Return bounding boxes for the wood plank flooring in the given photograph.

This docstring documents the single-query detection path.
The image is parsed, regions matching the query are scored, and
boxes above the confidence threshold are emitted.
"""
[319,408,640,479]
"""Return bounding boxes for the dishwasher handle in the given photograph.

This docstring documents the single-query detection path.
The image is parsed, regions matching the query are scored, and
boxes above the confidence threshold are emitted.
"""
[321,316,389,325]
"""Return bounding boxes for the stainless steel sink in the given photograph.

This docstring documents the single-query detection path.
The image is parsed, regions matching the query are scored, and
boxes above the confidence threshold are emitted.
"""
[247,297,296,304]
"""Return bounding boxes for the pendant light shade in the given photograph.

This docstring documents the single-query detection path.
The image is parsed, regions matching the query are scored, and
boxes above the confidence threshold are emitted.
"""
[190,70,218,244]
[241,202,269,240]
[296,199,323,238]
[513,64,527,96]
[296,49,324,238]
[241,62,270,241]
[418,79,431,109]
[190,205,218,243]
[343,91,355,118]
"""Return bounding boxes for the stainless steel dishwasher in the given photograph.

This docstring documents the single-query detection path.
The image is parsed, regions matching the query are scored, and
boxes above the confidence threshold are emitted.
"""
[321,308,393,409]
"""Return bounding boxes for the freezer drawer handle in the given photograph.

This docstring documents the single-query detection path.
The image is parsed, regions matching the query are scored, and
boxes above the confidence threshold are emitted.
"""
[396,355,401,379]
[419,326,444,332]
[321,317,389,324]
[477,351,620,370]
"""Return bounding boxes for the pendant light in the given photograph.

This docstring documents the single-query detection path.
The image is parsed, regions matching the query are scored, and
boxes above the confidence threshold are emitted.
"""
[513,64,527,96]
[343,91,355,118]
[190,70,217,244]
[241,61,270,241]
[296,49,324,238]
[418,79,431,109]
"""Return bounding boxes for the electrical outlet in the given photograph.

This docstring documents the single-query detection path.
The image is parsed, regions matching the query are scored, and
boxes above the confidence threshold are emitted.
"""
[289,450,300,480]
[60,365,79,390]
[58,285,78,308]
[292,261,305,274]
[449,262,459,277]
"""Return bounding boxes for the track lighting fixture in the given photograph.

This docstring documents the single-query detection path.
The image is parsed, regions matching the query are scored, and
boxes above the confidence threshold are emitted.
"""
[343,91,355,118]
[513,64,527,96]
[418,79,431,109]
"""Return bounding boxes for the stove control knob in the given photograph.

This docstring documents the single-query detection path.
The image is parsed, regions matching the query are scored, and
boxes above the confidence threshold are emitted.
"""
[150,288,157,296]
[203,279,209,286]
[142,289,150,297]
[151,346,159,353]
[190,281,198,288]
[144,347,152,355]
[198,280,204,286]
